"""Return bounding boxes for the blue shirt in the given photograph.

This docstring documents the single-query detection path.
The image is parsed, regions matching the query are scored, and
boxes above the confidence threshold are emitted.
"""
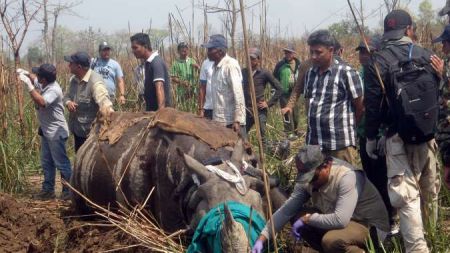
[92,58,124,97]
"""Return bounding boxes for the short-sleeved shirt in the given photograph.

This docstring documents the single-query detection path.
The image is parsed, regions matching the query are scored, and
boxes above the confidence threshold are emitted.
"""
[144,51,173,111]
[170,57,197,85]
[211,54,246,125]
[304,58,363,150]
[36,81,69,140]
[199,59,214,110]
[92,58,124,97]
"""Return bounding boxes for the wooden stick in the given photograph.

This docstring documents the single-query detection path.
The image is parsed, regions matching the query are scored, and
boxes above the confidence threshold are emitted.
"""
[238,0,277,252]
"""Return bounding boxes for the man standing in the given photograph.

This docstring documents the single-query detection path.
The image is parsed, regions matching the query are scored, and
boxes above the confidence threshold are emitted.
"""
[63,51,114,152]
[197,54,214,120]
[17,64,71,200]
[252,145,389,253]
[273,44,301,137]
[201,34,246,137]
[365,10,440,253]
[432,24,450,190]
[303,30,364,164]
[242,47,282,143]
[91,41,126,105]
[130,33,172,111]
[171,42,199,105]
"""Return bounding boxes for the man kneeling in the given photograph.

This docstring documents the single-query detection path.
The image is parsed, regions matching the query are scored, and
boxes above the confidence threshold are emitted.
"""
[252,145,390,253]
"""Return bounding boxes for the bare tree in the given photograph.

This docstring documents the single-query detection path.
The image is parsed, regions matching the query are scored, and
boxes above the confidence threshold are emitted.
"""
[0,0,42,137]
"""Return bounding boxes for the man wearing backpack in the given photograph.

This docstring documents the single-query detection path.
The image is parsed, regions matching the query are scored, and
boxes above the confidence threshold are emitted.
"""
[365,10,440,253]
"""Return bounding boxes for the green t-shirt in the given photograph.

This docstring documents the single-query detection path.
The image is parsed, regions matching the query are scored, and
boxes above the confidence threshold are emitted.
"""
[170,57,197,88]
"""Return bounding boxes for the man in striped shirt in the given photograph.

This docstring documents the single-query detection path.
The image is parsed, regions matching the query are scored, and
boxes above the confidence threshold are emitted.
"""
[303,30,364,164]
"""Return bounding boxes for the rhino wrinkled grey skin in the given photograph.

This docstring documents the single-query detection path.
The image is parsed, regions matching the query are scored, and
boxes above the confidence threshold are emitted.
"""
[71,111,284,253]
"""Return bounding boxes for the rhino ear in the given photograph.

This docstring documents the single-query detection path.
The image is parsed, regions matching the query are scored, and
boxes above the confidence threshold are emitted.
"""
[178,148,210,183]
[223,202,235,227]
[231,138,245,165]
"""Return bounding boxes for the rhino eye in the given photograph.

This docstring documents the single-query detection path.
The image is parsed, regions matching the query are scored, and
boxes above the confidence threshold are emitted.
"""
[202,156,222,166]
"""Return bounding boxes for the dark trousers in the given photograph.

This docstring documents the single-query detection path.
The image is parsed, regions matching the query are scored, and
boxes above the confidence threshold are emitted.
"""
[245,108,267,143]
[359,137,396,225]
[279,93,298,134]
[204,109,213,120]
[74,134,87,152]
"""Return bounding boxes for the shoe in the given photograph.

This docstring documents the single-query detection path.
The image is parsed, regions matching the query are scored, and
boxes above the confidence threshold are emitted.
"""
[33,190,55,200]
[59,191,71,201]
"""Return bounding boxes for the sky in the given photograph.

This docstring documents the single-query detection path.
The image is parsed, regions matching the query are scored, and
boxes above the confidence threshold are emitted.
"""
[0,0,447,52]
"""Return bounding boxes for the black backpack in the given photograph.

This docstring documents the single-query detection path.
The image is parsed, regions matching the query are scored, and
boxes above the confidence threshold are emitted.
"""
[379,43,439,144]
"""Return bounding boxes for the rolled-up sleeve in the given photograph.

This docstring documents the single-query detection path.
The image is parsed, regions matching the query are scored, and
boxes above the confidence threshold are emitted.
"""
[228,65,246,124]
[260,183,310,239]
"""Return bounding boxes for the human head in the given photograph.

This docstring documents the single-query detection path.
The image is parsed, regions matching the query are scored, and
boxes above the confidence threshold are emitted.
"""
[295,145,331,189]
[130,33,152,59]
[382,9,413,41]
[433,24,450,54]
[177,42,189,59]
[282,43,296,62]
[249,47,261,69]
[98,41,111,60]
[355,35,381,65]
[439,0,450,24]
[31,63,57,85]
[202,34,227,63]
[64,51,90,77]
[307,29,335,69]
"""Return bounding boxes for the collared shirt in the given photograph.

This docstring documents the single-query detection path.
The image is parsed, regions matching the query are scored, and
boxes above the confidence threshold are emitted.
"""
[241,67,282,109]
[36,81,69,140]
[144,51,173,111]
[199,59,214,110]
[64,69,112,109]
[304,59,363,150]
[211,54,246,125]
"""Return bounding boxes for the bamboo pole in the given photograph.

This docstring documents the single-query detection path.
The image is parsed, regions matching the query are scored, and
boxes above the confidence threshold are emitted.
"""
[238,0,277,252]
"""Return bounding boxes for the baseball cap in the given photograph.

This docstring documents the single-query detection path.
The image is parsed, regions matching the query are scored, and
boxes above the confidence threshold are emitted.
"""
[295,145,325,185]
[355,35,381,52]
[382,9,412,41]
[31,63,57,81]
[249,47,261,58]
[99,41,111,51]
[64,51,91,67]
[433,24,450,43]
[439,0,450,16]
[202,34,227,49]
[282,43,296,54]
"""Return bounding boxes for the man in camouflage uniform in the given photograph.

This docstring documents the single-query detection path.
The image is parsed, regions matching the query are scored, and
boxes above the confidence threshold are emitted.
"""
[432,24,450,189]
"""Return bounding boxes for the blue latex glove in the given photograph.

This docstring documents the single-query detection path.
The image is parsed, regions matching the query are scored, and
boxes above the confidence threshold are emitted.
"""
[251,239,264,253]
[291,218,305,241]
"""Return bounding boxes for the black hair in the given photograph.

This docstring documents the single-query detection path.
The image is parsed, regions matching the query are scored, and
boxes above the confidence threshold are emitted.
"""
[38,72,56,83]
[130,33,152,50]
[307,30,335,47]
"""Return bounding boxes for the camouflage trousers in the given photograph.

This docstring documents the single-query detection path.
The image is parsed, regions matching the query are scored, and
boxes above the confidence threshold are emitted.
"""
[435,118,450,166]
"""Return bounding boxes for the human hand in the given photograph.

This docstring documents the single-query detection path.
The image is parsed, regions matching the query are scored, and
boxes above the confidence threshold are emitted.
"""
[291,218,305,241]
[118,95,126,105]
[281,107,292,115]
[66,101,78,112]
[251,239,264,253]
[17,73,34,92]
[430,55,444,79]
[258,100,268,109]
[232,122,240,133]
[366,138,378,159]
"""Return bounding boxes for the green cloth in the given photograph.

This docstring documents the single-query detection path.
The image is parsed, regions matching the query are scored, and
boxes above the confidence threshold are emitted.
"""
[170,57,197,96]
[279,62,295,94]
[187,201,266,253]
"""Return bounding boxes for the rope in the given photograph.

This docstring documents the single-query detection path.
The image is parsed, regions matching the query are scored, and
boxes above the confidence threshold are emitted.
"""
[205,160,248,195]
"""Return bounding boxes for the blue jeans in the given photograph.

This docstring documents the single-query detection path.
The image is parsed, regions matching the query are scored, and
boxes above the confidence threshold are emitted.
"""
[40,135,72,193]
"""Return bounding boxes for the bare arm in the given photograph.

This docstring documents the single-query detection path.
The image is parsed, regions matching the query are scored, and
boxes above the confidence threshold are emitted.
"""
[198,82,206,116]
[117,76,126,104]
[29,89,46,107]
[155,81,166,109]
[353,96,364,126]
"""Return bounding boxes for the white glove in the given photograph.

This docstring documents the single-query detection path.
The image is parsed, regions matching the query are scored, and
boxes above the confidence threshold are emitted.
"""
[16,68,29,75]
[18,73,35,92]
[377,135,386,156]
[366,138,378,159]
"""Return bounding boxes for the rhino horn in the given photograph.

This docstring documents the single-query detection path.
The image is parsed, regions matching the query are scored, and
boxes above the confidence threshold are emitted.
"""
[221,202,249,253]
[179,149,211,183]
[231,138,245,165]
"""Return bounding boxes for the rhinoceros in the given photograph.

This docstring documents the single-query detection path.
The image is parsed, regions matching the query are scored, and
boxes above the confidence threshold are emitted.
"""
[71,108,286,252]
